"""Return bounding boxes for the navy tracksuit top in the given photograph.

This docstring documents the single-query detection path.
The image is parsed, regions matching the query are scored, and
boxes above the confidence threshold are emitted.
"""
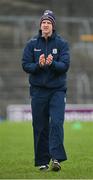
[22,30,70,90]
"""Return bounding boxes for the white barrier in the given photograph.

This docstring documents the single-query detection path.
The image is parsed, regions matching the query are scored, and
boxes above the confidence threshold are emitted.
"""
[7,104,93,122]
[7,104,32,122]
[65,104,93,121]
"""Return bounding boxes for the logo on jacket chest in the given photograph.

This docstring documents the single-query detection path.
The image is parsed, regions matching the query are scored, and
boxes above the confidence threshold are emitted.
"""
[52,48,57,54]
[34,48,41,52]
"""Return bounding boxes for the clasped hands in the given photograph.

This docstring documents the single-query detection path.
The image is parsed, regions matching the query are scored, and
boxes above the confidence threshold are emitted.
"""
[39,54,53,67]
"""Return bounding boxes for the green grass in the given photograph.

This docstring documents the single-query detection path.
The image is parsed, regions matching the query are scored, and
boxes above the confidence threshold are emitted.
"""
[0,121,93,179]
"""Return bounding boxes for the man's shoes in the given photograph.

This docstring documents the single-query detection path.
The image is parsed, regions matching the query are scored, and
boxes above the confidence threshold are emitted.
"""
[51,159,61,171]
[39,160,61,171]
[39,164,49,171]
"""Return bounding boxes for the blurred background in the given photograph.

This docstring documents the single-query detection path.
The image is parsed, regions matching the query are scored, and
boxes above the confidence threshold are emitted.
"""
[0,0,93,119]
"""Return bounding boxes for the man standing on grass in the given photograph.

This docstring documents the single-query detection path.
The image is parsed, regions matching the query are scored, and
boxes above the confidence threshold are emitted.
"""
[22,10,70,171]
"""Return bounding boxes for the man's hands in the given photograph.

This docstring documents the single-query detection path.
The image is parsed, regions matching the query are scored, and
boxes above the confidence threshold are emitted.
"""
[39,54,46,67]
[39,54,53,67]
[46,54,53,65]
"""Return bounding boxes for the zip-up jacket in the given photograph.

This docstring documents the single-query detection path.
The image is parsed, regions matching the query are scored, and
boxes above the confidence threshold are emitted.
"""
[22,31,70,90]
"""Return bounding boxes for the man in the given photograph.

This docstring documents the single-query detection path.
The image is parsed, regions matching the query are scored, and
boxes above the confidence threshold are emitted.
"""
[22,10,70,171]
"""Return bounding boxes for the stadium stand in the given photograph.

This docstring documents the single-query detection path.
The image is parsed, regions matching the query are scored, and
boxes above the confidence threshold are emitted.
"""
[0,0,93,118]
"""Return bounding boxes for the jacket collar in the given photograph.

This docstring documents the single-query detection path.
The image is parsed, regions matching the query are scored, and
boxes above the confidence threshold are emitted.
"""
[38,30,56,40]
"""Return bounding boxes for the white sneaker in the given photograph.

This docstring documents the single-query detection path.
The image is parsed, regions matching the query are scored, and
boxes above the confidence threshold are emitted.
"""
[39,164,49,171]
[51,160,61,171]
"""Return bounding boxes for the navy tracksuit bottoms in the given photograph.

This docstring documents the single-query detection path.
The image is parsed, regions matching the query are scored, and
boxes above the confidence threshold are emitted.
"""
[31,87,67,166]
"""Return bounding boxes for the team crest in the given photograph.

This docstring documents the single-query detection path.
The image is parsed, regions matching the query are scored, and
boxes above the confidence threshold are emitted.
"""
[52,48,57,54]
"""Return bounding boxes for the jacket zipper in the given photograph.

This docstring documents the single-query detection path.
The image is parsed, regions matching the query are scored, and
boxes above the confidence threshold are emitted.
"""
[45,39,48,60]
[43,39,48,85]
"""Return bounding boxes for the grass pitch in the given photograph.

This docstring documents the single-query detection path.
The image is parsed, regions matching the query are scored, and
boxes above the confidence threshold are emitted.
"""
[0,121,93,179]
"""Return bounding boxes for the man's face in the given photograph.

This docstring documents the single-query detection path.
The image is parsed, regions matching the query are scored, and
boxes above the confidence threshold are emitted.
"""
[40,19,53,35]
